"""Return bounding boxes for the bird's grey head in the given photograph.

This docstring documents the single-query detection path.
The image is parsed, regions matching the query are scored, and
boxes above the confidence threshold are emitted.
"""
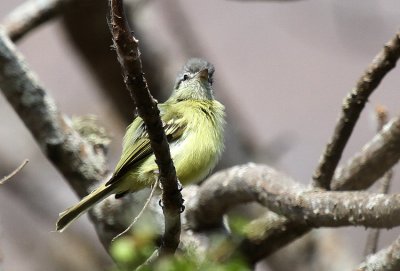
[170,58,215,101]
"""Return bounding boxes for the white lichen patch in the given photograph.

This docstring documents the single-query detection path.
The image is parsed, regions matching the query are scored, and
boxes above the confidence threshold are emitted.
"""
[384,198,390,207]
[365,194,385,210]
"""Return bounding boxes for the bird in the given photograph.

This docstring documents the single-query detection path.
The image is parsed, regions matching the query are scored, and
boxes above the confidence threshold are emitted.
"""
[56,58,225,232]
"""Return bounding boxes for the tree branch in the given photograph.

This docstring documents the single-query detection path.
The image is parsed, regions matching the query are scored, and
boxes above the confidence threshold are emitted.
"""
[332,117,400,191]
[108,0,181,255]
[313,30,400,190]
[188,162,400,264]
[186,164,298,230]
[237,29,400,265]
[0,23,148,258]
[240,218,310,264]
[190,164,400,230]
[2,0,77,42]
[0,27,106,198]
[357,236,400,271]
[364,106,392,257]
[236,114,400,264]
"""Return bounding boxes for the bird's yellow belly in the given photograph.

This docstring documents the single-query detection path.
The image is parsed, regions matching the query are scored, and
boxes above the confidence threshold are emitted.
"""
[172,137,219,185]
[121,127,221,192]
[117,143,218,193]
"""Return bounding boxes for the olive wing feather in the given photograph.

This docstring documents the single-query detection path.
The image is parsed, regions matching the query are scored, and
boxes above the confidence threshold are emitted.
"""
[106,112,186,185]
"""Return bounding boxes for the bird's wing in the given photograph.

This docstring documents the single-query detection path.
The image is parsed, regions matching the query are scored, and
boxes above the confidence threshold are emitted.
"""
[106,108,186,185]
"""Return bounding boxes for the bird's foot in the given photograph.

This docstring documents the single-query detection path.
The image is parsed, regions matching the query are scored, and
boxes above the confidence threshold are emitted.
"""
[176,178,183,191]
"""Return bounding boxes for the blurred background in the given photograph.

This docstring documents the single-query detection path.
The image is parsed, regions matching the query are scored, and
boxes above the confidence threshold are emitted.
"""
[0,0,400,270]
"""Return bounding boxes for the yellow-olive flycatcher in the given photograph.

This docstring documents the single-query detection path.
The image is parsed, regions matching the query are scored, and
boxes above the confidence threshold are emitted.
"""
[56,58,225,232]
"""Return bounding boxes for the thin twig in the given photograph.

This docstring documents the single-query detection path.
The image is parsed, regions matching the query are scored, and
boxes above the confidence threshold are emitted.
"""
[112,178,159,241]
[108,0,181,255]
[0,159,29,184]
[364,106,393,257]
[2,0,77,42]
[313,30,400,190]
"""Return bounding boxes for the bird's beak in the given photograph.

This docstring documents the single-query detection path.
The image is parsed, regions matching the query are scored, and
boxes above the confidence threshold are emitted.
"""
[195,68,209,81]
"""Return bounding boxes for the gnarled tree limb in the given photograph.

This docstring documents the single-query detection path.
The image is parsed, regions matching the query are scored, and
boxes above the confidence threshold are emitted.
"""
[2,0,77,42]
[230,29,400,264]
[108,0,181,255]
[0,27,106,197]
[0,24,128,254]
[189,164,400,230]
[313,30,400,190]
[188,160,400,263]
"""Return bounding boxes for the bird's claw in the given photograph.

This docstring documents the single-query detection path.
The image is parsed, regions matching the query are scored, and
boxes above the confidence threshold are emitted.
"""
[177,178,183,191]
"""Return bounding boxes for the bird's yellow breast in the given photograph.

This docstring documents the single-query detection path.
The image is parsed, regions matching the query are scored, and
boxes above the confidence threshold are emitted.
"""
[115,99,225,193]
[171,100,225,184]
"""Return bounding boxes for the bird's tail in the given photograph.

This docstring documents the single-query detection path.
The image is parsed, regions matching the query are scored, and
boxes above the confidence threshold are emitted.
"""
[56,183,116,232]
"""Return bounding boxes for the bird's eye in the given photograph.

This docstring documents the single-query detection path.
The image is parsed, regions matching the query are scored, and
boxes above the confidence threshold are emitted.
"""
[183,74,189,81]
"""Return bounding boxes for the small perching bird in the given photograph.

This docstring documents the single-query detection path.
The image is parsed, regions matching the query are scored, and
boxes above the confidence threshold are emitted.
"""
[56,58,226,232]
